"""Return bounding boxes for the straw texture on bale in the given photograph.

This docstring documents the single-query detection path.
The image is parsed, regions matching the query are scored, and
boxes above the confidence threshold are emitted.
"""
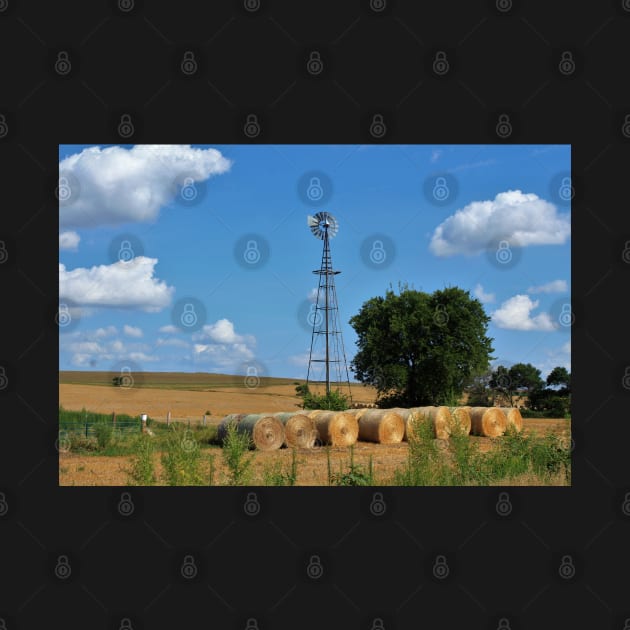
[356,409,405,444]
[449,407,472,436]
[466,406,507,437]
[274,412,317,448]
[345,408,369,420]
[217,413,246,443]
[234,413,285,451]
[408,406,453,440]
[498,407,523,432]
[312,411,358,447]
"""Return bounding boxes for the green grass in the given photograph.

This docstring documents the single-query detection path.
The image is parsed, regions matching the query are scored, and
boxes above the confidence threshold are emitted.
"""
[221,420,255,486]
[391,414,571,486]
[329,445,375,486]
[262,449,298,486]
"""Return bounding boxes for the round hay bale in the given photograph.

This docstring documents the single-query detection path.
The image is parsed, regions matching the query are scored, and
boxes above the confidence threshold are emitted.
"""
[217,413,246,443]
[408,406,453,440]
[236,414,285,451]
[498,407,523,433]
[467,407,507,437]
[312,411,358,447]
[274,412,317,449]
[449,407,472,436]
[356,409,405,444]
[345,408,369,420]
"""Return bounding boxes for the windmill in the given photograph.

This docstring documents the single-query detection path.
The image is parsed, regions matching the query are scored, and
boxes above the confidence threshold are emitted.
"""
[305,212,352,402]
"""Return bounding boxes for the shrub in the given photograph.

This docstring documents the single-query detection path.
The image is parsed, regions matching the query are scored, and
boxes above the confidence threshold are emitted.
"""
[161,426,204,485]
[222,420,255,486]
[127,435,156,485]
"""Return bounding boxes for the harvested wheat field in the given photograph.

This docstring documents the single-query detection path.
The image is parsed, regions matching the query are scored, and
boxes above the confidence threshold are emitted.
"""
[59,373,570,486]
[59,416,570,487]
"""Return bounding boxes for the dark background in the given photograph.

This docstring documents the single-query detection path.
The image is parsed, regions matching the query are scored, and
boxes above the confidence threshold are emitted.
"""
[1,0,629,628]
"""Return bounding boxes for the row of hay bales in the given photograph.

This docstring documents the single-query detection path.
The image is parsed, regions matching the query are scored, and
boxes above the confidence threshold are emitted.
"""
[216,407,523,451]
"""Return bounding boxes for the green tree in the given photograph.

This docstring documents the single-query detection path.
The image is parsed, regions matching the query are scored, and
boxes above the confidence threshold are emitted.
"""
[509,362,544,405]
[546,366,570,391]
[489,365,514,406]
[349,285,494,406]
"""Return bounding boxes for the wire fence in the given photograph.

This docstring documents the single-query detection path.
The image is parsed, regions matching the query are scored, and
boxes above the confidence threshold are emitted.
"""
[58,418,141,437]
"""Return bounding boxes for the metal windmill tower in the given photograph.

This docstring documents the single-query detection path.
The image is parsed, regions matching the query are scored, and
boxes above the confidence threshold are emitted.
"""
[305,212,352,401]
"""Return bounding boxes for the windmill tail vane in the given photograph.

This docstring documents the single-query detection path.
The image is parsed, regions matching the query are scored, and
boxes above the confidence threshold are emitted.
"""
[305,212,352,401]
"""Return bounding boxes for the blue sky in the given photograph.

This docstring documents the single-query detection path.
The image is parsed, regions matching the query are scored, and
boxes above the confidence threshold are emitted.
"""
[59,144,571,381]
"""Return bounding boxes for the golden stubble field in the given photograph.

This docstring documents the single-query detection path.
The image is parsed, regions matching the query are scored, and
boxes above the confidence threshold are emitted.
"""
[58,372,569,487]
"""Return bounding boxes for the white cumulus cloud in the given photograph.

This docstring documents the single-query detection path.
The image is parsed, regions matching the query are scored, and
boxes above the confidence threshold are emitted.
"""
[429,190,570,257]
[193,319,254,345]
[527,279,568,294]
[59,144,232,229]
[59,231,80,251]
[59,256,174,311]
[191,319,257,369]
[123,324,143,338]
[60,328,159,367]
[473,283,495,304]
[491,295,555,331]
